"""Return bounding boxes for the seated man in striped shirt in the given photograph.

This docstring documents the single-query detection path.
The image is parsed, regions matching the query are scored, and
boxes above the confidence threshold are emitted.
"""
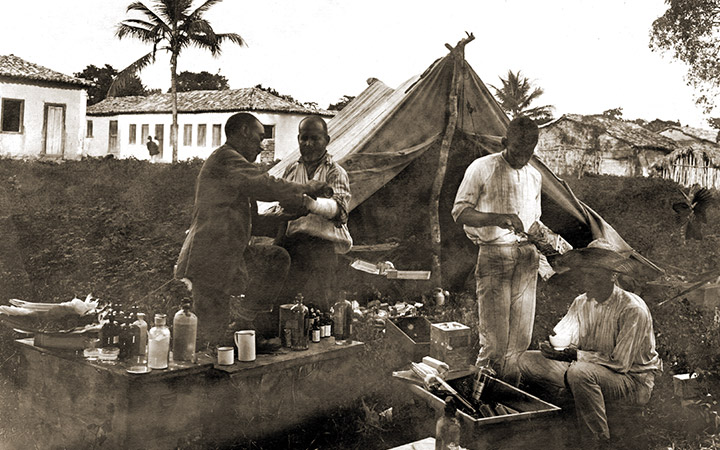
[517,239,662,446]
[275,115,352,311]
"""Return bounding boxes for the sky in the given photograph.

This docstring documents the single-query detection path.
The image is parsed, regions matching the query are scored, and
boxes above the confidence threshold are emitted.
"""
[1,0,711,128]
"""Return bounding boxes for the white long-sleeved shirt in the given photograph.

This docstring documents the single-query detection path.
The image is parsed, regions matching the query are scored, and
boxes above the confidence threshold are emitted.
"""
[452,152,542,244]
[554,285,662,377]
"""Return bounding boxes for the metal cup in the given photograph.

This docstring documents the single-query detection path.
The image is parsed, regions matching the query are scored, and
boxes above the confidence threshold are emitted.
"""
[217,346,234,365]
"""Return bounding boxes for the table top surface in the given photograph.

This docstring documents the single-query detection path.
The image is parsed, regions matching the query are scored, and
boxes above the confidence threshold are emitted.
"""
[15,337,364,380]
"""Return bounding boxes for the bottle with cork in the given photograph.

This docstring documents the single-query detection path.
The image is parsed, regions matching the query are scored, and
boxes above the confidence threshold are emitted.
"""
[435,396,462,450]
[148,313,171,369]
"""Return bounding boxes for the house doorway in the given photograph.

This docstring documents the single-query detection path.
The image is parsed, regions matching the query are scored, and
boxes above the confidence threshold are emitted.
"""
[43,104,65,157]
[109,120,119,155]
[154,124,164,159]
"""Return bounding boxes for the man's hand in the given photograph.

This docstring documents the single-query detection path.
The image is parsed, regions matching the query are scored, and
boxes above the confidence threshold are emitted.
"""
[279,195,309,218]
[496,213,524,233]
[539,341,577,362]
[304,180,333,199]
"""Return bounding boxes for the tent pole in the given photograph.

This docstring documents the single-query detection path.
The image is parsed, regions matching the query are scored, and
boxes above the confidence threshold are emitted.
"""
[429,33,474,288]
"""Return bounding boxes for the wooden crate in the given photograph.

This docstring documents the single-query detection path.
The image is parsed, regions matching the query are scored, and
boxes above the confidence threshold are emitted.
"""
[409,371,562,449]
[385,317,431,364]
[430,321,472,370]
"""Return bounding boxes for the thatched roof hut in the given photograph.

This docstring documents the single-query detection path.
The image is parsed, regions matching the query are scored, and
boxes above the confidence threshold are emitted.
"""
[651,143,720,189]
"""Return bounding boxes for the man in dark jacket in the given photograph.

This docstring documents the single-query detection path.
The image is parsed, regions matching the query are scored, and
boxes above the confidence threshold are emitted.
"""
[175,113,329,349]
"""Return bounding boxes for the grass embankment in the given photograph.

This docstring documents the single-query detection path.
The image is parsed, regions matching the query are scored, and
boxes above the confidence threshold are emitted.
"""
[0,159,719,449]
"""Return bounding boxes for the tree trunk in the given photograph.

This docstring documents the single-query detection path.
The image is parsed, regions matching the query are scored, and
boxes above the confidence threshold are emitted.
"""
[171,52,178,163]
[429,34,474,288]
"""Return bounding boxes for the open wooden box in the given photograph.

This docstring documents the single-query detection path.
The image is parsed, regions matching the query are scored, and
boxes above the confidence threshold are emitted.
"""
[408,371,563,449]
[385,317,431,363]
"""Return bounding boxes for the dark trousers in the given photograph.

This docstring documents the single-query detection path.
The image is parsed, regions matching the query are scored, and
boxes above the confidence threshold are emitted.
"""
[280,234,338,311]
[192,244,290,347]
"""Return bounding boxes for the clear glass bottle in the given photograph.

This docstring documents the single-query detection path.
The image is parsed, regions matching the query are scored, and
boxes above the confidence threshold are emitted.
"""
[172,300,197,363]
[148,314,171,369]
[435,396,462,450]
[290,294,309,351]
[134,311,148,358]
[332,291,353,344]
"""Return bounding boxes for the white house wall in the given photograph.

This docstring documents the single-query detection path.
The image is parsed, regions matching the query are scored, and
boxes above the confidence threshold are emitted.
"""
[0,81,86,159]
[85,110,311,162]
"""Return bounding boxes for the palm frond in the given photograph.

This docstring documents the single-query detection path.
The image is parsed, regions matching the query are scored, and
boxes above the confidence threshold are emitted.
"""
[693,187,715,222]
[107,51,156,97]
[215,32,245,47]
[158,0,193,24]
[188,0,224,21]
[126,1,167,28]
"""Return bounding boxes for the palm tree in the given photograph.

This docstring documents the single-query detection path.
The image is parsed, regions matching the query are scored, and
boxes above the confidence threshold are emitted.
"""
[490,70,554,124]
[111,0,245,162]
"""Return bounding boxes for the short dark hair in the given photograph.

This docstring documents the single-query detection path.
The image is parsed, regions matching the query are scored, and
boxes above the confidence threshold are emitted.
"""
[507,116,538,139]
[299,115,328,134]
[502,116,538,149]
[225,113,260,138]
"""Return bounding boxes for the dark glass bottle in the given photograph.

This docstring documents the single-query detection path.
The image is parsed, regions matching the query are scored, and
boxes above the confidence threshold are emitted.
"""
[311,316,321,343]
[290,294,309,351]
[121,307,142,360]
[332,292,353,344]
[100,308,120,348]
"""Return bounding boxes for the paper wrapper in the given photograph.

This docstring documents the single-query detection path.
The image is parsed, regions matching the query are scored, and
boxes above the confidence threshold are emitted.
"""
[527,222,573,255]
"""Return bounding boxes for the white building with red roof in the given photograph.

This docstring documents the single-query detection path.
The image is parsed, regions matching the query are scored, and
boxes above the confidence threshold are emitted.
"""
[0,54,90,159]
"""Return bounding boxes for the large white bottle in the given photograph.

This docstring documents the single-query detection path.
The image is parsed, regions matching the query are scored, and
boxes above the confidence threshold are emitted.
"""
[172,301,197,362]
[148,313,171,369]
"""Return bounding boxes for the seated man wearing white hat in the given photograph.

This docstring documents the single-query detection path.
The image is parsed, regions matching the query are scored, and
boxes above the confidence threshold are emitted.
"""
[517,239,662,446]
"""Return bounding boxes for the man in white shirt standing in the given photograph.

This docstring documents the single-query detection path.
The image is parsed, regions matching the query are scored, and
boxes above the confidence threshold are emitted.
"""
[452,116,542,381]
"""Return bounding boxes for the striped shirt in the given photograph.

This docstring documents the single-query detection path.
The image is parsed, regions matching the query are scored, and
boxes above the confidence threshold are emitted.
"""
[554,285,662,376]
[282,152,351,224]
[452,152,542,244]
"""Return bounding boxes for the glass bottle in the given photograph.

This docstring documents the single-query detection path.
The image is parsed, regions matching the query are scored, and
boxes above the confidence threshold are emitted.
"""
[471,346,495,406]
[435,396,462,450]
[117,311,130,359]
[148,314,171,369]
[172,300,198,363]
[311,316,321,343]
[134,311,148,359]
[290,294,309,351]
[332,291,353,344]
[322,312,332,338]
[100,308,120,348]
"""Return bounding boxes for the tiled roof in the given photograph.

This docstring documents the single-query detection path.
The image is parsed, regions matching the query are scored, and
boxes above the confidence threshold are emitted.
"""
[0,54,92,87]
[87,88,334,116]
[544,114,677,150]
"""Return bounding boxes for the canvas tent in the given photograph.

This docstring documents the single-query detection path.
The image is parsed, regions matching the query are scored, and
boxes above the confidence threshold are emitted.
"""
[268,36,662,289]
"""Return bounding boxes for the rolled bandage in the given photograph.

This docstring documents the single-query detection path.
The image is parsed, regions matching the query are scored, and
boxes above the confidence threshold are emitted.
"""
[303,195,339,219]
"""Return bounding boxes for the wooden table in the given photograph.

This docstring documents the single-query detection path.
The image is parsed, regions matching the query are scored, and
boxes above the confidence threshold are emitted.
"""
[13,337,364,449]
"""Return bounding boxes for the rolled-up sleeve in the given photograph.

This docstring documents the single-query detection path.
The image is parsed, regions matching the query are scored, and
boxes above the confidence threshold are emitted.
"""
[327,164,351,224]
[452,160,485,222]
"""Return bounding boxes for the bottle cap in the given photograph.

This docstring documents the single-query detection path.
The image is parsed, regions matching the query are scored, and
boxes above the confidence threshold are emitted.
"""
[154,313,167,325]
